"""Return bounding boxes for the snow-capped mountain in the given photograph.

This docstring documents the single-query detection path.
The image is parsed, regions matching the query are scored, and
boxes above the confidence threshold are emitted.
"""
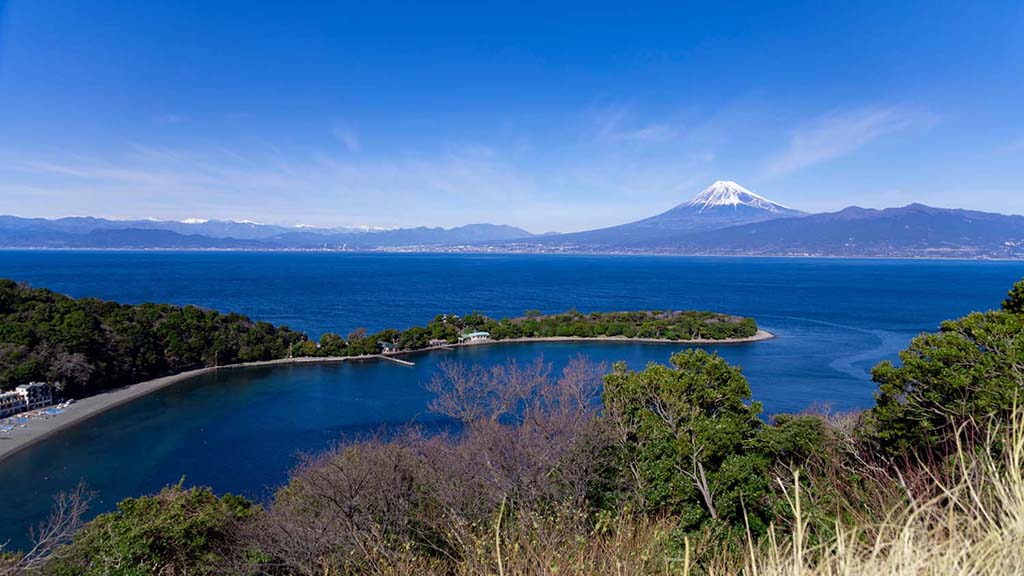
[528,180,806,248]
[683,181,797,214]
[619,180,805,234]
[491,180,1024,258]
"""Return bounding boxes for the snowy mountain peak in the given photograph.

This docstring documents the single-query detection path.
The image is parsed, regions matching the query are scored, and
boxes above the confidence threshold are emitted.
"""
[684,181,794,214]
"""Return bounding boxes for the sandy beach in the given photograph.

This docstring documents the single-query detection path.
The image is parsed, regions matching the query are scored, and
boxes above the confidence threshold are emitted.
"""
[458,329,776,347]
[0,329,772,464]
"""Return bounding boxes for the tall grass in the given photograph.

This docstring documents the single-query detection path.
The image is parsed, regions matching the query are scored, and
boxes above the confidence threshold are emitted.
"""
[744,410,1024,576]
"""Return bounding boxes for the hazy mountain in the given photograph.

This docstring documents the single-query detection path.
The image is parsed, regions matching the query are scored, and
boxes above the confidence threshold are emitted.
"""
[0,216,535,249]
[486,182,1024,258]
[661,203,1024,258]
[518,181,805,249]
[0,216,372,240]
[266,223,534,248]
[3,185,1023,258]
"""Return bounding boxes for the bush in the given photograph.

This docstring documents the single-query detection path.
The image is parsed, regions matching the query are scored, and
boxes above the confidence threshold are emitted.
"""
[44,483,254,576]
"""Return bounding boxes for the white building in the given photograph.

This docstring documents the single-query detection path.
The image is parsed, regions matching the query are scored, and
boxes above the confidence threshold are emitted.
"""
[1,382,54,418]
[458,331,490,344]
[0,390,26,418]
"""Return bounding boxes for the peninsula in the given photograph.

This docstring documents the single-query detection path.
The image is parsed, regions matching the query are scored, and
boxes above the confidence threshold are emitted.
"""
[0,279,771,461]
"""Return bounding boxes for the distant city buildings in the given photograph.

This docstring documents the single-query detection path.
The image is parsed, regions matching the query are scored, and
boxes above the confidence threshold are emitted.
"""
[0,382,55,418]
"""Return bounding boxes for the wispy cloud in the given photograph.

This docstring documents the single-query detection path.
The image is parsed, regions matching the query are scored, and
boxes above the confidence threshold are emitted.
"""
[0,145,543,228]
[767,107,917,176]
[0,134,723,232]
[331,125,360,152]
[0,98,735,231]
[586,105,677,144]
[153,113,187,125]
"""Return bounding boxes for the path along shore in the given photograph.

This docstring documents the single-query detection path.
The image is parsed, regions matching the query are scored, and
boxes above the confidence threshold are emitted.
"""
[0,329,772,463]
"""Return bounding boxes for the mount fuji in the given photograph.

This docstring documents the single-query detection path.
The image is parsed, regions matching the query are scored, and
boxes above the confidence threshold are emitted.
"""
[632,180,804,231]
[530,181,805,248]
[494,180,1024,258]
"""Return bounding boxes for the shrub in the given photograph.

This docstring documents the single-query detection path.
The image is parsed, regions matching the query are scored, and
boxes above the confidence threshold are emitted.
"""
[44,483,253,576]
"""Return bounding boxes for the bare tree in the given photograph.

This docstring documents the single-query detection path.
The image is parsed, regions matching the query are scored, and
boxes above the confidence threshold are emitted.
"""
[1,483,92,575]
[247,356,618,575]
[427,357,551,424]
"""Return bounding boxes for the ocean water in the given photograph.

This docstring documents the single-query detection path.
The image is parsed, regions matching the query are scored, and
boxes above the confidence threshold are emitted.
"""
[0,250,1022,547]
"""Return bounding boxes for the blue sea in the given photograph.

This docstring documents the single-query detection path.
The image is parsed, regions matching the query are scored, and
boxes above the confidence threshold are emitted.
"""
[0,250,1022,547]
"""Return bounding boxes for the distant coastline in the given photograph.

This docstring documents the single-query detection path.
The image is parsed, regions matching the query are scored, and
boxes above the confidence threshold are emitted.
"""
[0,330,773,464]
[4,191,1023,259]
[1,246,1021,261]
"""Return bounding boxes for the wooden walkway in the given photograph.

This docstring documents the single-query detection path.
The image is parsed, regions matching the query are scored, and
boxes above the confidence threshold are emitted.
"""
[377,355,415,366]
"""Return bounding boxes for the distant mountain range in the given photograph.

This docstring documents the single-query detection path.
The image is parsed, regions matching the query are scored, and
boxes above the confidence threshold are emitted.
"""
[497,181,1024,258]
[0,216,536,249]
[2,181,1023,258]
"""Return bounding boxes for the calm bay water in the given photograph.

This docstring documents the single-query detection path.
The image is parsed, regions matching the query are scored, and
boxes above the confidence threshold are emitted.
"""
[1,250,1023,546]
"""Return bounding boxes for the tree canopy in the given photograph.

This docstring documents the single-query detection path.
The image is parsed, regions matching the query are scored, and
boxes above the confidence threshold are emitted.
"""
[0,279,306,395]
[0,278,760,397]
[866,278,1024,456]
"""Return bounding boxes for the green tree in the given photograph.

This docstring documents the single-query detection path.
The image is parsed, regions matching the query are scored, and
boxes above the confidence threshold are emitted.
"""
[866,278,1024,457]
[602,350,771,532]
[1004,278,1024,314]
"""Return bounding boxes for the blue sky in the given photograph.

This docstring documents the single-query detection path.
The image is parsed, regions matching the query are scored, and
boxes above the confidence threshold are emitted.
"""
[0,1,1022,232]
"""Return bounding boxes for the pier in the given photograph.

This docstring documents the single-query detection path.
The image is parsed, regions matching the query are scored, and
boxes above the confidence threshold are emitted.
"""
[377,355,415,366]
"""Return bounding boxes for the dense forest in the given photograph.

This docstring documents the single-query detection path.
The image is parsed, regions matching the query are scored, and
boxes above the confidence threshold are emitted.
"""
[310,309,759,356]
[0,278,758,395]
[0,279,306,395]
[3,278,1023,575]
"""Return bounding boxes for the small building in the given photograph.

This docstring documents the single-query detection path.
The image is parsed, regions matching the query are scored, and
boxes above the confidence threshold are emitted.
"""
[1,382,54,418]
[16,382,53,411]
[428,339,449,347]
[379,342,399,354]
[0,390,27,418]
[458,331,490,344]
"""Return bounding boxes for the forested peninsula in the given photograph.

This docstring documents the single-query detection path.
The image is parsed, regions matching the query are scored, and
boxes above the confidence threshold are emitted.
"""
[0,279,761,396]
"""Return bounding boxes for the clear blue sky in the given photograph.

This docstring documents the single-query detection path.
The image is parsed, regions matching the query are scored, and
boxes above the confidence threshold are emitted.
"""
[1,1,1021,232]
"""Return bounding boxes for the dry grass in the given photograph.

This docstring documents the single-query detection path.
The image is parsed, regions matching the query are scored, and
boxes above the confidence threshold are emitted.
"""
[744,410,1024,576]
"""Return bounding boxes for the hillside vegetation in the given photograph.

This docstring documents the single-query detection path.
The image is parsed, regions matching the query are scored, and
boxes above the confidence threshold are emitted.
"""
[0,278,757,395]
[0,279,306,395]
[7,279,1023,574]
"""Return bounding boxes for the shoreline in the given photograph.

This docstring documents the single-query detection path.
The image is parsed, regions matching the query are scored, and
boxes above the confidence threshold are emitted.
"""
[449,329,775,348]
[0,330,773,464]
[3,248,1022,262]
[0,355,357,464]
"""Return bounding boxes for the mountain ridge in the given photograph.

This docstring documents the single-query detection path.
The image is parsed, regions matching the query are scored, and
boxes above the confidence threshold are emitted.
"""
[0,217,536,249]
[2,182,1022,258]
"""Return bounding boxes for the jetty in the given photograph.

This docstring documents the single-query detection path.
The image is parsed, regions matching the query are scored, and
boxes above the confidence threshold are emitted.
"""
[378,355,415,366]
